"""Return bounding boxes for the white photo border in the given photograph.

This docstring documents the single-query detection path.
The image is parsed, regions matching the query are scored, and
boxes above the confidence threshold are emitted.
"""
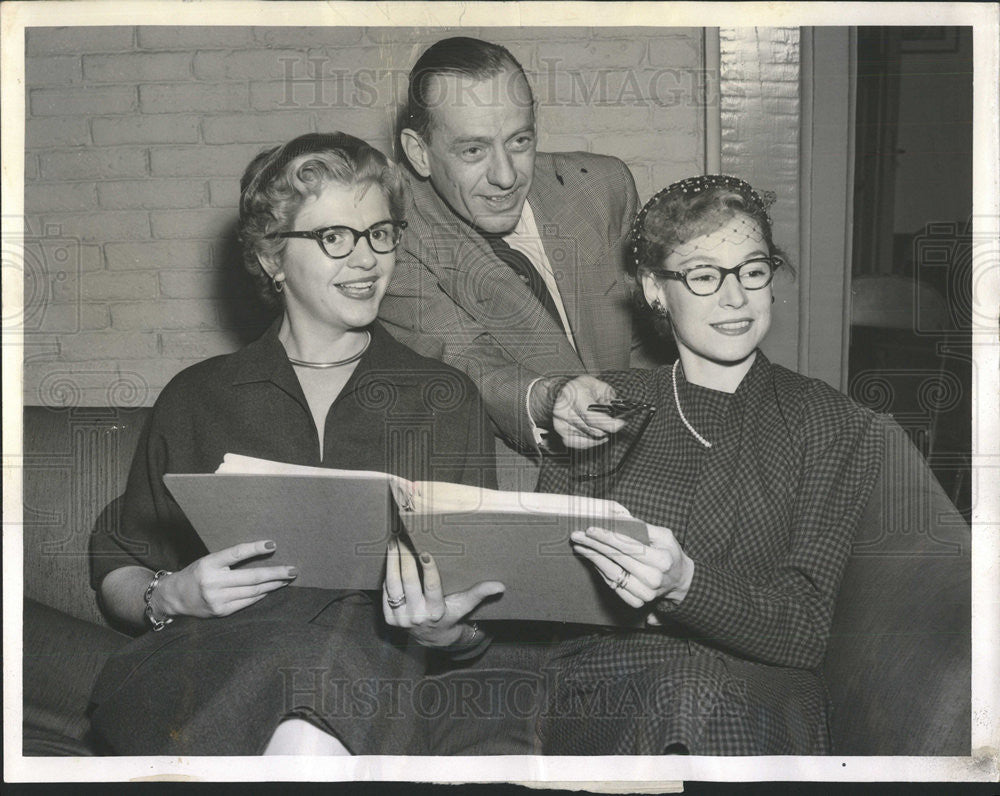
[2,0,997,785]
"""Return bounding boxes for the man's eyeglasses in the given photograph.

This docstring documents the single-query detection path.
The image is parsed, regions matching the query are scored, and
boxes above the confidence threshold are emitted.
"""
[662,256,781,296]
[266,220,408,259]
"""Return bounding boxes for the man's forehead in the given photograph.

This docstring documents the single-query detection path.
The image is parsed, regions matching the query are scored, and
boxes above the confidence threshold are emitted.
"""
[424,68,534,126]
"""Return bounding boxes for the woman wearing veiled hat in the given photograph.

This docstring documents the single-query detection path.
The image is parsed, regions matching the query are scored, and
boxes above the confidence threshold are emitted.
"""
[535,175,885,755]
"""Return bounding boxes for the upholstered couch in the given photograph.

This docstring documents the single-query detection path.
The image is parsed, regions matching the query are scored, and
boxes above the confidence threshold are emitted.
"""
[21,405,971,756]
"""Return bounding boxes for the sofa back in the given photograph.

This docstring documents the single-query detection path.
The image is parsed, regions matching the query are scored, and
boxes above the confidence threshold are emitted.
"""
[821,420,970,754]
[22,406,149,628]
[20,406,970,755]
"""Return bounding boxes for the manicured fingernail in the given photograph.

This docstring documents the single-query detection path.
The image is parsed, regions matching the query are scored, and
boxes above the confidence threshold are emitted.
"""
[264,540,276,550]
[287,567,298,578]
[420,552,432,564]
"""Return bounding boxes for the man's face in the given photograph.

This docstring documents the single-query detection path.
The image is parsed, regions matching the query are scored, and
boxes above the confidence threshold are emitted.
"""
[405,68,536,234]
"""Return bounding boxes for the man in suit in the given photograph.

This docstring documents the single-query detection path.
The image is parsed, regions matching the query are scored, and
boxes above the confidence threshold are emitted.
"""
[379,37,657,465]
[376,38,662,753]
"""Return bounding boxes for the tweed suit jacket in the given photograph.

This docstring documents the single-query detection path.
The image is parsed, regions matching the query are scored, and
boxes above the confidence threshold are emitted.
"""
[378,151,645,449]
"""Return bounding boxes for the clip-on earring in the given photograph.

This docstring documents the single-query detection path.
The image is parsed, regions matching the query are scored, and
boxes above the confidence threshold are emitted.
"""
[271,274,285,294]
[650,298,668,317]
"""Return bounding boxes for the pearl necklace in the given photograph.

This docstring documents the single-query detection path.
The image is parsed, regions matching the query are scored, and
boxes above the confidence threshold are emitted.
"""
[671,360,712,448]
[286,330,371,369]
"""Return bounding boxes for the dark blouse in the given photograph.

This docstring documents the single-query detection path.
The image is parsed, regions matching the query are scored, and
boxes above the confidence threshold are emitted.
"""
[534,353,884,754]
[90,319,497,588]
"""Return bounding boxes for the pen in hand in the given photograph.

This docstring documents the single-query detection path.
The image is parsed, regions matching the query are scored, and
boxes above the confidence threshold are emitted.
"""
[587,399,656,419]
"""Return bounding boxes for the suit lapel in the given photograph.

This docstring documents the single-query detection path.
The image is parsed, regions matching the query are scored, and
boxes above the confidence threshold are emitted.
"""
[403,172,581,367]
[530,154,624,372]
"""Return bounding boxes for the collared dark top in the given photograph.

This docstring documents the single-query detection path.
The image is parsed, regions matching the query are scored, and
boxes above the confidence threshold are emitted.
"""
[90,319,496,588]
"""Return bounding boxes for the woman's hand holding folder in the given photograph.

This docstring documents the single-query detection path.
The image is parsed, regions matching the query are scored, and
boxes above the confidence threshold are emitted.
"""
[382,539,505,649]
[153,539,300,619]
[569,522,694,612]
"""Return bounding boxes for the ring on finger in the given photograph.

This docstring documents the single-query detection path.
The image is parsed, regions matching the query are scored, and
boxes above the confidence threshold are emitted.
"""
[612,568,630,591]
[386,593,406,609]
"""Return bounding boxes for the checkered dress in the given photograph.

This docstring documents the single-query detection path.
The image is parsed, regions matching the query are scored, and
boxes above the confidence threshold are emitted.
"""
[535,353,883,755]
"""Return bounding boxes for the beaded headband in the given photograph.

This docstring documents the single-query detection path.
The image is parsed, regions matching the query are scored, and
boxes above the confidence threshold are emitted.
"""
[629,174,775,271]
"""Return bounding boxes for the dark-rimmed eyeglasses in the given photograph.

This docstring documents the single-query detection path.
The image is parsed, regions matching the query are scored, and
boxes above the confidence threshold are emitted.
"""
[662,256,781,296]
[266,220,407,259]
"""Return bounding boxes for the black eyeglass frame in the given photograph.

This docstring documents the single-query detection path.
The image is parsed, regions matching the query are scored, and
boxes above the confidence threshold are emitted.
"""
[661,255,781,296]
[265,220,408,259]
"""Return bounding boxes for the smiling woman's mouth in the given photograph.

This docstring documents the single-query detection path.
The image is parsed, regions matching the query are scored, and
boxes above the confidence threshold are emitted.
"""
[334,278,378,298]
[711,319,753,335]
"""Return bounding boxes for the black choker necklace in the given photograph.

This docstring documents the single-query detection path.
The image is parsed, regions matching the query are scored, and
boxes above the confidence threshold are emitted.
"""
[285,330,371,369]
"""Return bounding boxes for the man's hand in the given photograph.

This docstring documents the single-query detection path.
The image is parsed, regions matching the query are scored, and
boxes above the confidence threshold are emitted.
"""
[550,376,627,449]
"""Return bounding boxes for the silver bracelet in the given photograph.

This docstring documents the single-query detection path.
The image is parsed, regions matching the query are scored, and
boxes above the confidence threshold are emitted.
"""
[143,569,174,632]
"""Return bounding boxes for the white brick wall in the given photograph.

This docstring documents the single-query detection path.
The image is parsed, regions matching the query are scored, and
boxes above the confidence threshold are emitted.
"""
[23,26,705,407]
[719,27,801,372]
